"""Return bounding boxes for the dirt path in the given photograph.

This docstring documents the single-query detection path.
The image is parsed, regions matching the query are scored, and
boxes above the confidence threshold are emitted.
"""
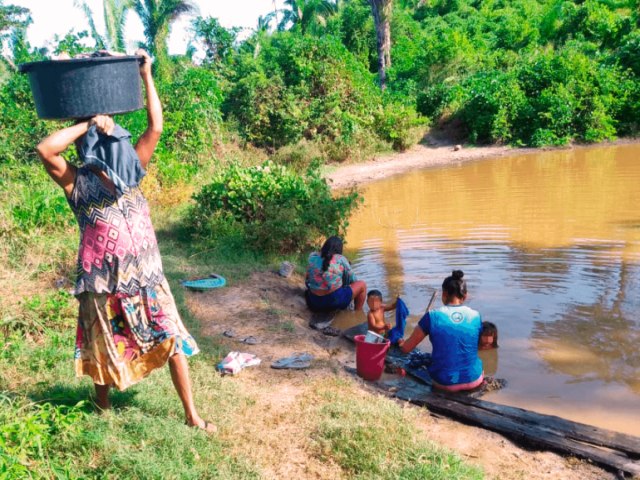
[187,272,615,479]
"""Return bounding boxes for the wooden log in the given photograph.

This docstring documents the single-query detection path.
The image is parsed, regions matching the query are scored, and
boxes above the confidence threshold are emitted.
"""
[439,394,640,458]
[399,393,640,475]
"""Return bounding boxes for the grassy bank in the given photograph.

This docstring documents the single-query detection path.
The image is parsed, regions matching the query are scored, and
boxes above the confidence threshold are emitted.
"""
[0,176,484,478]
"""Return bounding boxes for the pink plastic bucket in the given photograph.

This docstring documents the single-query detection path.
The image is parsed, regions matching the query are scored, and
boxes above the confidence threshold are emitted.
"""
[354,334,390,381]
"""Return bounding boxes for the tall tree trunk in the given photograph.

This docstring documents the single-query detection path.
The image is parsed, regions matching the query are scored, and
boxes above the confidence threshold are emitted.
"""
[369,0,392,90]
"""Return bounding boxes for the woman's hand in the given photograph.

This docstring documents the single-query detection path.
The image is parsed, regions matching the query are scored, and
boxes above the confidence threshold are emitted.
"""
[90,115,114,136]
[136,48,152,78]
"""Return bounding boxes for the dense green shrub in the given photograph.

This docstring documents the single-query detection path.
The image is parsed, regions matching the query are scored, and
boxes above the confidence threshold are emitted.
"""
[223,32,422,152]
[373,103,429,150]
[457,70,526,144]
[117,64,224,183]
[0,73,54,165]
[433,46,629,145]
[190,161,361,253]
[386,0,640,146]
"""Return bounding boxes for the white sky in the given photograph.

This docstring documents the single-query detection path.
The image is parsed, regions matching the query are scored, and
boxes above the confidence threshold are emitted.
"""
[11,0,285,54]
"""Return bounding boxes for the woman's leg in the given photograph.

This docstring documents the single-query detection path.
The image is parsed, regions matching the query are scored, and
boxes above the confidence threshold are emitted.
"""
[94,383,111,410]
[350,280,367,310]
[168,353,216,433]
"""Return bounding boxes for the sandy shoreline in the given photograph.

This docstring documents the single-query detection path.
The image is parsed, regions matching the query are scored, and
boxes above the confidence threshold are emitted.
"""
[327,135,639,189]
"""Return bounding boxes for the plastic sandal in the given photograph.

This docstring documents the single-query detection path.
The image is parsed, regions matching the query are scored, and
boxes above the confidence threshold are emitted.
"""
[271,353,314,370]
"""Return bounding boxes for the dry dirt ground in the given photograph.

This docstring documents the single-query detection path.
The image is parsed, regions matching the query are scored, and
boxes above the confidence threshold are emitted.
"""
[186,271,618,480]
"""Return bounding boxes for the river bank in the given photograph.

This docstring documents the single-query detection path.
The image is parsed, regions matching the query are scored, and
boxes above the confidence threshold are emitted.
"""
[326,134,640,189]
[182,137,640,478]
[2,136,635,479]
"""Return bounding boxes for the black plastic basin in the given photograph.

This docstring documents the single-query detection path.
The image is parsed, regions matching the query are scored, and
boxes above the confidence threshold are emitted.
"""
[19,56,143,120]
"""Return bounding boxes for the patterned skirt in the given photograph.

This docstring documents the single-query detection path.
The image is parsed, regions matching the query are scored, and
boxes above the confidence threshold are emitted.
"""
[74,279,199,391]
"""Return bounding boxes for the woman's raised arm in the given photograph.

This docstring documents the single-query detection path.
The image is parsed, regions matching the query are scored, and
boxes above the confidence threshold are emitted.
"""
[36,121,88,197]
[134,49,163,169]
[36,116,114,197]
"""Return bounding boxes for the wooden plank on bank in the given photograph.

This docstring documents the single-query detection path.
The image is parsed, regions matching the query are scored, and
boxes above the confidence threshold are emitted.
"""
[400,393,640,475]
[439,394,640,458]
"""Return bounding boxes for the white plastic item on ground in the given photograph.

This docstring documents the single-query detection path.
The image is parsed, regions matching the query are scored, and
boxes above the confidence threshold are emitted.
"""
[217,352,261,375]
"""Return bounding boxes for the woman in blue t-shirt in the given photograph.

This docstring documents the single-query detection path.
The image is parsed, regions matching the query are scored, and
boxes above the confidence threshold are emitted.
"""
[399,270,483,392]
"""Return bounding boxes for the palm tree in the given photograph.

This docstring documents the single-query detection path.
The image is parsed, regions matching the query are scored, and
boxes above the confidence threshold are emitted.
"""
[104,0,133,52]
[75,1,106,49]
[256,14,273,33]
[252,14,274,58]
[75,1,131,52]
[278,0,337,34]
[369,0,393,90]
[132,0,198,70]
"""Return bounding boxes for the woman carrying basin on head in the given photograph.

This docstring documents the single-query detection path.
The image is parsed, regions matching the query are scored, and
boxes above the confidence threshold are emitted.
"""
[35,50,214,433]
[305,236,367,312]
[399,270,484,392]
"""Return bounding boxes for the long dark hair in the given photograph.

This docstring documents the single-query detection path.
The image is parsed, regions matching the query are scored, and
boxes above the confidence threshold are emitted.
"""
[442,270,467,300]
[320,236,343,271]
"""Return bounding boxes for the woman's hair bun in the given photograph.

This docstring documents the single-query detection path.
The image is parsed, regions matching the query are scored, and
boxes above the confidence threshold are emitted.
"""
[452,270,464,280]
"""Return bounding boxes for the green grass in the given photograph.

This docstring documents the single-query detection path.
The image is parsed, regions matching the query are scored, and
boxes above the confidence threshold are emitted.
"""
[311,383,484,480]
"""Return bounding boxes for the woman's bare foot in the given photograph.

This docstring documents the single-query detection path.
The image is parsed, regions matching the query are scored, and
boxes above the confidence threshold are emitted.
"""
[187,417,217,434]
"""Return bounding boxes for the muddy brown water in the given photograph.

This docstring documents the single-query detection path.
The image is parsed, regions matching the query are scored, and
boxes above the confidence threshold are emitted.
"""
[335,143,640,436]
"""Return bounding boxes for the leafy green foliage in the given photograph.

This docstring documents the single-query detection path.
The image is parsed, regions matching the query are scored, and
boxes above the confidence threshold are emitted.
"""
[0,395,87,479]
[192,16,240,64]
[277,0,338,34]
[374,102,428,150]
[51,30,94,56]
[223,32,420,152]
[388,0,639,145]
[0,73,52,164]
[116,64,224,182]
[191,160,361,253]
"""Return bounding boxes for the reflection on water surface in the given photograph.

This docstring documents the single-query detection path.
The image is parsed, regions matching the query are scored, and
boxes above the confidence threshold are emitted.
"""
[341,143,640,435]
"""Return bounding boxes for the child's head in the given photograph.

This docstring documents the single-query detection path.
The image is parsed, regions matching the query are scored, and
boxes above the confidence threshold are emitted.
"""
[479,321,499,350]
[442,270,467,304]
[367,289,383,310]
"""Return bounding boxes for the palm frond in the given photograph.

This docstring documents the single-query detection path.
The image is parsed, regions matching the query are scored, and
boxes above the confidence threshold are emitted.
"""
[74,0,106,49]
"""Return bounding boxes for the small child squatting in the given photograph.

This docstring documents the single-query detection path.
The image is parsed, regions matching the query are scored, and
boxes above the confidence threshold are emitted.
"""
[367,290,398,335]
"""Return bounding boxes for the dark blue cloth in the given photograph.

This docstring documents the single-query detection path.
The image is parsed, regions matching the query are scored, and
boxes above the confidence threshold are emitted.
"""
[305,286,353,312]
[387,297,408,344]
[407,351,432,369]
[417,305,483,386]
[80,124,145,196]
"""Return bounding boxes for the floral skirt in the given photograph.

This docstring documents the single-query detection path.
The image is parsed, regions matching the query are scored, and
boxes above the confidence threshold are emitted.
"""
[75,279,199,391]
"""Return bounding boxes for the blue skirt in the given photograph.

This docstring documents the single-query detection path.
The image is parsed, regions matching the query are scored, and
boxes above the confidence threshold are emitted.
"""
[305,286,353,312]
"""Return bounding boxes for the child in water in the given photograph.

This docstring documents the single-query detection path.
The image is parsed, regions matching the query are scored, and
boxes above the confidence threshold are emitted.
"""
[367,290,398,335]
[479,321,499,350]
